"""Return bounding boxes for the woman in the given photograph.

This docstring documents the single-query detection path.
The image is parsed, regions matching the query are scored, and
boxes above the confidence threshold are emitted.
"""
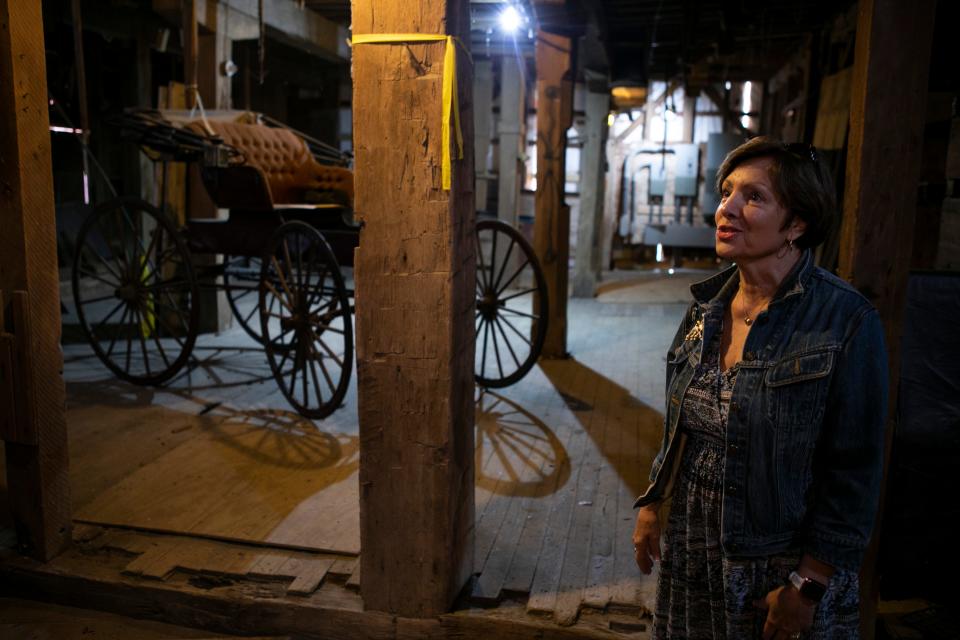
[632,137,888,639]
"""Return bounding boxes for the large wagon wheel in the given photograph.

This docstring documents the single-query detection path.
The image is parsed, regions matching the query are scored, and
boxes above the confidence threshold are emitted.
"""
[259,221,353,419]
[475,219,548,388]
[72,197,199,385]
[223,255,264,343]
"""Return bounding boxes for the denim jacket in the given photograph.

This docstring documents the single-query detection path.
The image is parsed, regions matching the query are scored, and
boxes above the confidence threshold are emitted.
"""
[634,250,888,571]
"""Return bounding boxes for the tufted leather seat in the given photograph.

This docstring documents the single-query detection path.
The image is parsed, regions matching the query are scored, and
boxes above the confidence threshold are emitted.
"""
[186,120,353,208]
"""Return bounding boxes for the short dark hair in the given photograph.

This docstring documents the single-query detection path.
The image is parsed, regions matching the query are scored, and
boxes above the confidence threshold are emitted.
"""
[715,137,836,249]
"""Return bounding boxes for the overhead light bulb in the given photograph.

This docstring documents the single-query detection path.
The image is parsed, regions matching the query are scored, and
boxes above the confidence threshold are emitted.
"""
[499,5,522,34]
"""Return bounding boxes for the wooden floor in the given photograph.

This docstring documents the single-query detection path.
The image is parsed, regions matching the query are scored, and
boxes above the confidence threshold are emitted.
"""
[1,268,710,636]
[0,596,289,639]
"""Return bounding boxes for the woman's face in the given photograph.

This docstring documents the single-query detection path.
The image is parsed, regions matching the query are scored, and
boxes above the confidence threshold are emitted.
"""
[714,156,805,262]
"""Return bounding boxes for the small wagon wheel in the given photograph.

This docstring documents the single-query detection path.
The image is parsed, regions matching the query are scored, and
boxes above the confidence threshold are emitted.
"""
[71,197,199,385]
[474,219,548,388]
[223,255,264,343]
[259,221,353,419]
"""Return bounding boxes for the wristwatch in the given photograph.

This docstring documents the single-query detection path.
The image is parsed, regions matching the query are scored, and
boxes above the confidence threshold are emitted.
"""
[787,571,827,603]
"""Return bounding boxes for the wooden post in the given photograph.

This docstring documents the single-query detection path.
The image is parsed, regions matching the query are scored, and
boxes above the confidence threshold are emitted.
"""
[682,89,698,143]
[473,58,494,211]
[496,54,526,227]
[198,1,233,110]
[351,0,475,618]
[190,0,233,333]
[572,87,609,298]
[0,0,72,561]
[182,0,199,109]
[69,0,91,203]
[837,0,936,637]
[643,82,657,141]
[533,30,573,358]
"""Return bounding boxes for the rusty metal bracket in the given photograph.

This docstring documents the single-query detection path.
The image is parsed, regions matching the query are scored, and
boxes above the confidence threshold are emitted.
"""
[0,290,38,445]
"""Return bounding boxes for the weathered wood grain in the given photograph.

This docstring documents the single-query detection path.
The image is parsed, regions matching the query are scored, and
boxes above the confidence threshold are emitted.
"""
[350,0,476,617]
[0,0,72,561]
[533,30,574,358]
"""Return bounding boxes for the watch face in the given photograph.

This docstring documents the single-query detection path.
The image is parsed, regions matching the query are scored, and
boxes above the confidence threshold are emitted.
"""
[800,578,827,602]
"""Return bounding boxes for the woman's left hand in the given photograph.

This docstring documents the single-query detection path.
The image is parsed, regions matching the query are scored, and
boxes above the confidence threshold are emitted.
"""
[755,585,815,639]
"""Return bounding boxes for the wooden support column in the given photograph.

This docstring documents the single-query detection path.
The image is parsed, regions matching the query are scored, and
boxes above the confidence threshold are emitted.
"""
[182,0,199,109]
[473,58,494,211]
[533,30,573,358]
[837,0,936,637]
[351,0,475,618]
[136,34,157,204]
[188,0,233,332]
[682,88,698,143]
[0,0,72,561]
[496,54,526,227]
[198,0,233,110]
[572,87,609,298]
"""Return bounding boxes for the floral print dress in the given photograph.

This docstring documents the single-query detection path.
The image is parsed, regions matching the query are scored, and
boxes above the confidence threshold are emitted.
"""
[651,329,861,640]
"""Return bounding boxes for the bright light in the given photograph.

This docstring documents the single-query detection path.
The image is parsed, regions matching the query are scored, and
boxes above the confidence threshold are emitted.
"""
[656,243,664,262]
[668,268,675,275]
[499,5,522,34]
[49,125,84,134]
[741,81,752,129]
[607,113,615,127]
[725,81,732,91]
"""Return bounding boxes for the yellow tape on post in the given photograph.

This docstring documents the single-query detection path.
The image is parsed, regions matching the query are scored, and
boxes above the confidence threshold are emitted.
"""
[351,33,469,190]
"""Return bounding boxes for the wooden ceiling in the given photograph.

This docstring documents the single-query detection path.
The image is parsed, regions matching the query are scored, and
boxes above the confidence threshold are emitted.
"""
[303,0,854,85]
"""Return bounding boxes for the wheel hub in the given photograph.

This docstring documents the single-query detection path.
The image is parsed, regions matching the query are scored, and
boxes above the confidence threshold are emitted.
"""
[115,284,139,303]
[478,290,499,320]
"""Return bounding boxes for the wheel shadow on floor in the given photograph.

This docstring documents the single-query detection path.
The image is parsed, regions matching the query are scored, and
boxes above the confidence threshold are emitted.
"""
[539,357,664,497]
[475,389,571,498]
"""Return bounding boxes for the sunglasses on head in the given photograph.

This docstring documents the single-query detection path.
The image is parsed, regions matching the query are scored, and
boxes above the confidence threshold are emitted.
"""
[783,142,822,181]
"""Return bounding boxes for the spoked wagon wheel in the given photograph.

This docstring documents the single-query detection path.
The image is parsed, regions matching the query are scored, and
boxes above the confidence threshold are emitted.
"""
[259,221,353,419]
[474,219,548,388]
[71,197,199,385]
[223,255,264,343]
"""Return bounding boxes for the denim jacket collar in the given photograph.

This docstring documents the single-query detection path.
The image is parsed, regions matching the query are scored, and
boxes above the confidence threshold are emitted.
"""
[689,249,815,307]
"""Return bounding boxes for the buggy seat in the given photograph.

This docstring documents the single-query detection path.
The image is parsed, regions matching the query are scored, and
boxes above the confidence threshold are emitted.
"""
[187,120,353,210]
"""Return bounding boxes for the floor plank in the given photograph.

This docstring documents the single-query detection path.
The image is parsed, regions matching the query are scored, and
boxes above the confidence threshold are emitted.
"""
[33,268,704,628]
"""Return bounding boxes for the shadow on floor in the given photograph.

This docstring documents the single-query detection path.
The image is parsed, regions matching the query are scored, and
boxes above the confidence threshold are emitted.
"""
[539,357,664,497]
[475,390,570,498]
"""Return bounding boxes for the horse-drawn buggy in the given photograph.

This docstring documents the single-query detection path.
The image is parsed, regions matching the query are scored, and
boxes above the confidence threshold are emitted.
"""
[71,110,548,418]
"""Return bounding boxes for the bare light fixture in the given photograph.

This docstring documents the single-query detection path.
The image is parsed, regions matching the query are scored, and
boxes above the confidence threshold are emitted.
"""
[499,5,523,34]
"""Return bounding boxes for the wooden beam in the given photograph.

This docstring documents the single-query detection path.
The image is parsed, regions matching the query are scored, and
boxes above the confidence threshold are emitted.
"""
[473,58,494,209]
[572,87,609,298]
[702,85,749,138]
[681,90,697,143]
[0,0,72,560]
[496,54,526,226]
[533,30,574,358]
[350,0,475,617]
[198,2,233,110]
[837,0,937,637]
[182,0,199,109]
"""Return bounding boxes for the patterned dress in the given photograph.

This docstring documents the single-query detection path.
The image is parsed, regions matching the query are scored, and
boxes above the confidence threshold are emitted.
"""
[652,330,861,640]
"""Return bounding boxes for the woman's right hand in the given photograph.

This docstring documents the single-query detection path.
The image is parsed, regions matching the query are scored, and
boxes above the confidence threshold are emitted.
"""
[632,503,662,575]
